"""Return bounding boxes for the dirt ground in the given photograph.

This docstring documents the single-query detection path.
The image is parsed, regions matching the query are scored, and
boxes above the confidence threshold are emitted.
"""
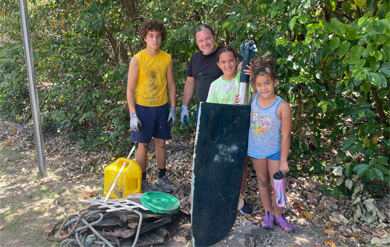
[0,117,389,247]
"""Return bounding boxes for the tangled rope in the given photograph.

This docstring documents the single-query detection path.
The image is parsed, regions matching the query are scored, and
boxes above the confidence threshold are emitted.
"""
[48,207,143,247]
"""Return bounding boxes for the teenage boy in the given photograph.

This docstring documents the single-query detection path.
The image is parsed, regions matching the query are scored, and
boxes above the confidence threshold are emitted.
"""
[126,19,177,193]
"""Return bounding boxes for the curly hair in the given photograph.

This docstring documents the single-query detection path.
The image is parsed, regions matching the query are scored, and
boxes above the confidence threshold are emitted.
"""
[139,19,167,45]
[251,53,277,81]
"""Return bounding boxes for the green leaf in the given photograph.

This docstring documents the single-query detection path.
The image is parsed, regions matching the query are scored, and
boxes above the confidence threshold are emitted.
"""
[373,168,384,181]
[298,15,307,24]
[362,47,373,57]
[378,73,387,87]
[370,61,380,72]
[222,21,230,28]
[355,0,366,9]
[331,19,345,36]
[378,156,389,165]
[345,26,358,40]
[369,158,378,166]
[355,59,366,68]
[342,2,352,14]
[380,67,390,78]
[326,0,337,11]
[353,163,368,172]
[329,37,340,51]
[322,104,327,113]
[366,169,375,181]
[376,164,390,175]
[370,73,382,87]
[357,165,369,177]
[358,109,365,117]
[290,16,298,30]
[361,80,371,93]
[338,42,351,57]
[322,21,334,33]
[375,51,383,60]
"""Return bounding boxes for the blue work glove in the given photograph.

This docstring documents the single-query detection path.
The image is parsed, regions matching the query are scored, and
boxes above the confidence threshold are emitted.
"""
[181,106,190,126]
[240,39,257,59]
[167,107,177,127]
[130,112,142,132]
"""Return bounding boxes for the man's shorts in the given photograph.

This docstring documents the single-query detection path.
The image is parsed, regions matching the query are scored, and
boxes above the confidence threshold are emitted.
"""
[131,103,171,143]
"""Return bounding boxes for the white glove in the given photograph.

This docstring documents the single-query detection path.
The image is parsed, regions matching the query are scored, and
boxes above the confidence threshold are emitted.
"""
[167,107,177,127]
[130,112,142,132]
[181,106,189,126]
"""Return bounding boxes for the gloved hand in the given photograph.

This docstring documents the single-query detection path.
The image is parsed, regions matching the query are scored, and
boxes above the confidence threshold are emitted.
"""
[181,106,189,126]
[240,39,257,59]
[130,112,142,132]
[167,107,177,127]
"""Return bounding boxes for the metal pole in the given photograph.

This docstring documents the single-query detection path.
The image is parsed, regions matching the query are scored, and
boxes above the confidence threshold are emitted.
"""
[238,40,251,105]
[18,0,46,176]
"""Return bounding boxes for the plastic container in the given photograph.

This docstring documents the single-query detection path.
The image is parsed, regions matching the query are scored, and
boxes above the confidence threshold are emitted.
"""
[273,171,286,207]
[140,191,180,214]
[104,158,141,199]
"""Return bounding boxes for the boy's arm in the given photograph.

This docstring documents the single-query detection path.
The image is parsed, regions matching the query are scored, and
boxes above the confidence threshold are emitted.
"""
[279,101,292,173]
[166,60,176,108]
[166,60,177,126]
[126,57,139,113]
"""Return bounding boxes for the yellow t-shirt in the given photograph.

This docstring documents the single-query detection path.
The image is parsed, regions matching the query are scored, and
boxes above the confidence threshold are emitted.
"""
[134,49,171,107]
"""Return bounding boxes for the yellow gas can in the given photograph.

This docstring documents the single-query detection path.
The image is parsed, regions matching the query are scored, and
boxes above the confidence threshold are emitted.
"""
[104,158,142,199]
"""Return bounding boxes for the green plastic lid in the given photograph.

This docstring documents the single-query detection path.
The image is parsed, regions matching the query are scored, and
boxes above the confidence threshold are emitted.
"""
[140,191,180,214]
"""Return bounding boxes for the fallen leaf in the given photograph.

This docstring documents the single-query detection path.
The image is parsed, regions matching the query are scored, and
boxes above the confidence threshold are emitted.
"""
[325,222,332,228]
[44,229,51,233]
[20,217,29,222]
[174,236,186,242]
[40,181,46,185]
[1,175,5,178]
[4,157,9,163]
[246,214,254,221]
[91,191,99,195]
[324,229,335,236]
[16,210,20,213]
[303,211,313,220]
[323,239,336,246]
[299,212,304,218]
[345,233,360,238]
[83,193,90,199]
[5,142,13,146]
[0,226,3,230]
[48,185,53,187]
[329,216,341,224]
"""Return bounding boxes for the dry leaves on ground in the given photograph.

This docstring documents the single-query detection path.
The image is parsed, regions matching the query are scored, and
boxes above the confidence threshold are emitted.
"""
[324,229,335,236]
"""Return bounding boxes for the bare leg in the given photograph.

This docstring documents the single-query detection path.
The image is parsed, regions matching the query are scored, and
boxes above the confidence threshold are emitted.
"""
[154,138,166,169]
[267,159,284,218]
[136,142,150,172]
[252,157,272,214]
[240,155,250,194]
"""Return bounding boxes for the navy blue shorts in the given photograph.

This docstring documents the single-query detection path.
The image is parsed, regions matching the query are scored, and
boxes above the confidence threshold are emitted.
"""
[131,103,171,143]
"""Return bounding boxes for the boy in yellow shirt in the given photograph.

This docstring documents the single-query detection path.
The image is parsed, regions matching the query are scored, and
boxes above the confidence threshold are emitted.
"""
[126,19,177,193]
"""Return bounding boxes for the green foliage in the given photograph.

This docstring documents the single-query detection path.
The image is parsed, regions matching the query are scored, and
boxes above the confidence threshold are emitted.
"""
[0,43,31,122]
[0,0,389,193]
